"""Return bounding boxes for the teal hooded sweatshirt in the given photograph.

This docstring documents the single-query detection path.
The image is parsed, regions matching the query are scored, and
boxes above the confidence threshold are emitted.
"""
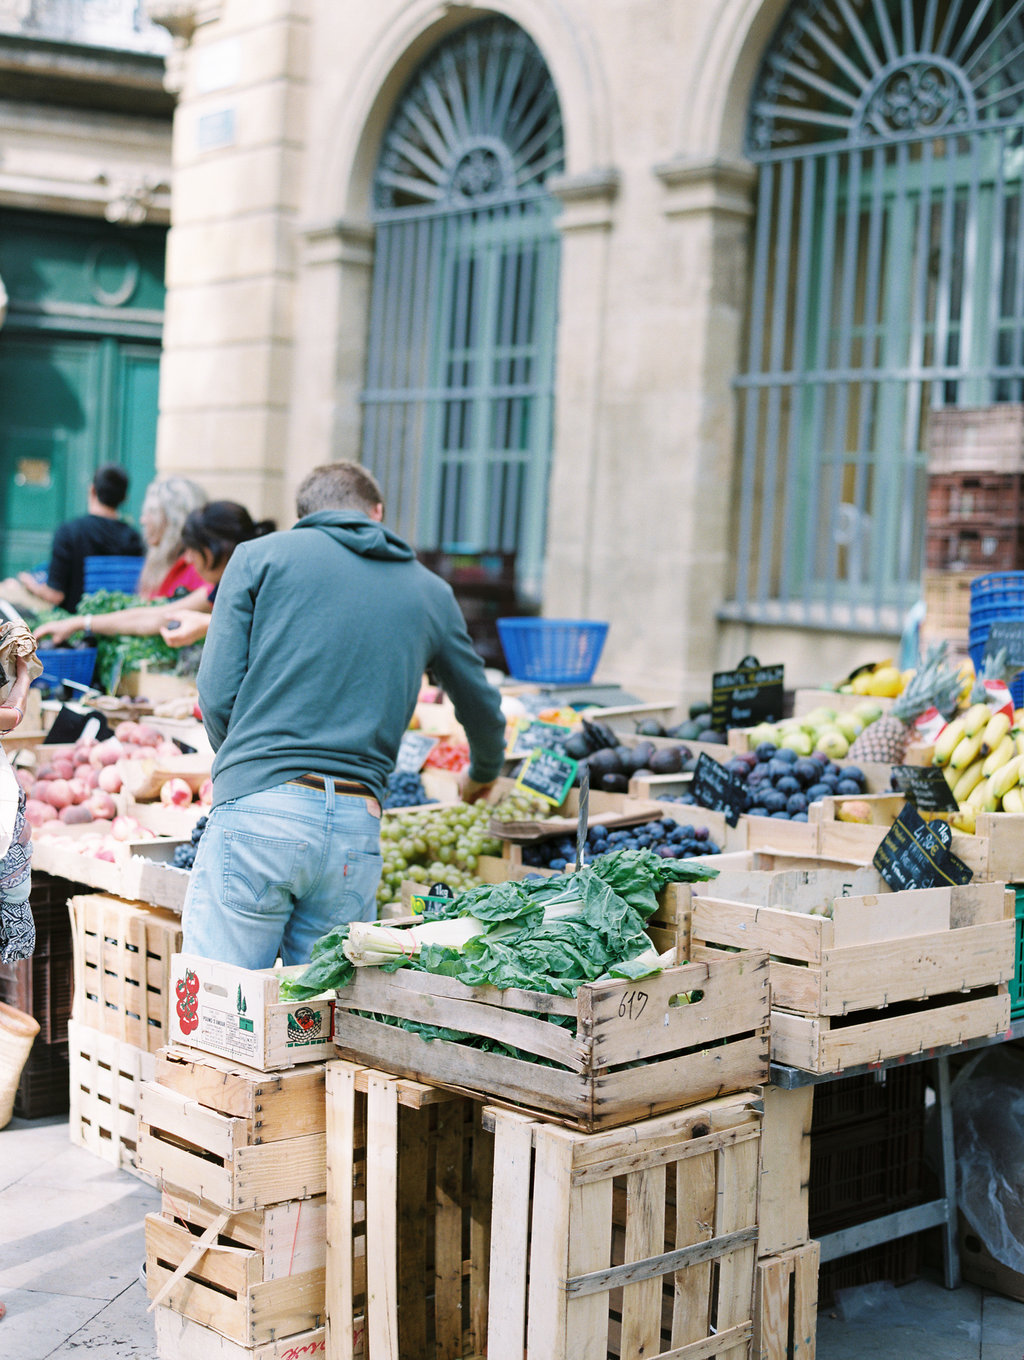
[196,511,507,807]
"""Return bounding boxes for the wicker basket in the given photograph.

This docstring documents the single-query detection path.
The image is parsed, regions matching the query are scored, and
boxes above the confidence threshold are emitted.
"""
[0,1001,40,1130]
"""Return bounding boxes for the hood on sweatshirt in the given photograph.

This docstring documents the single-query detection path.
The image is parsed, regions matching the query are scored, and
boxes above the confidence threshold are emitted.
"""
[293,510,415,562]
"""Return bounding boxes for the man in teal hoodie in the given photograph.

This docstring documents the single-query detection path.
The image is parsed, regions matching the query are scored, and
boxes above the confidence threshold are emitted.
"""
[181,462,506,969]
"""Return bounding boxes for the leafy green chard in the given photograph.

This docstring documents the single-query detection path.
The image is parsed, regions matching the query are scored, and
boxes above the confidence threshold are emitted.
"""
[280,848,718,1003]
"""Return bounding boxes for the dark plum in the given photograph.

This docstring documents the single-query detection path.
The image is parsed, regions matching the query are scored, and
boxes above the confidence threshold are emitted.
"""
[754,742,778,762]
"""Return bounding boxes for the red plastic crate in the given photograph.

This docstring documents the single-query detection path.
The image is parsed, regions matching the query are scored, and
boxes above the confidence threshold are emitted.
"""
[926,524,1024,571]
[926,471,1024,525]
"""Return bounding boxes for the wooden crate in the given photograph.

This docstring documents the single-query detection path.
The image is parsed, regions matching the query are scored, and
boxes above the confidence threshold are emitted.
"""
[169,953,334,1070]
[146,1191,327,1348]
[484,1090,762,1360]
[70,894,182,1053]
[332,949,770,1132]
[755,1243,820,1360]
[325,1060,492,1360]
[810,794,1024,881]
[693,881,1014,1072]
[138,1047,327,1211]
[759,1085,813,1256]
[67,1017,156,1181]
[154,1313,343,1360]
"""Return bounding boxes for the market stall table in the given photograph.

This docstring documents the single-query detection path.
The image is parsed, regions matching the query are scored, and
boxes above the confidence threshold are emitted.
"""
[769,1017,1024,1292]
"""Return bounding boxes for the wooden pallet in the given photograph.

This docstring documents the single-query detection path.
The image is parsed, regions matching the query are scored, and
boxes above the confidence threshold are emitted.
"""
[137,1050,327,1211]
[153,1312,348,1360]
[67,1018,156,1182]
[755,1243,820,1360]
[325,1060,491,1360]
[70,893,182,1053]
[332,949,770,1132]
[484,1090,763,1360]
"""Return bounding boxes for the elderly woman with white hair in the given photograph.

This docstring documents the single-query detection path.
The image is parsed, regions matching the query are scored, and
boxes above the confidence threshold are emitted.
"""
[137,476,208,599]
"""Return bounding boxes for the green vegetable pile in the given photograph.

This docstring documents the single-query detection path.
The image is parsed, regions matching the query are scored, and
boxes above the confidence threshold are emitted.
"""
[283,845,718,1002]
[35,590,200,693]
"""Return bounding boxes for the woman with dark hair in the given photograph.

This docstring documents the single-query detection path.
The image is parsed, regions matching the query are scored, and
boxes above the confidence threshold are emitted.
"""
[32,502,275,649]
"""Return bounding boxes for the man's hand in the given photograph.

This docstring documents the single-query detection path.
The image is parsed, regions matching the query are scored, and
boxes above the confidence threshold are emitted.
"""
[459,775,495,805]
[160,610,210,648]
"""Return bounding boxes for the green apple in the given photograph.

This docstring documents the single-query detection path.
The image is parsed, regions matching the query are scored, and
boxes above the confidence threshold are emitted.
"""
[834,714,863,744]
[781,729,814,756]
[802,706,838,728]
[745,722,778,749]
[815,728,850,759]
[852,700,884,726]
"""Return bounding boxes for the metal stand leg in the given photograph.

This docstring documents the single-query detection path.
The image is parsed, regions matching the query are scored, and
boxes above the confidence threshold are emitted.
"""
[934,1055,961,1289]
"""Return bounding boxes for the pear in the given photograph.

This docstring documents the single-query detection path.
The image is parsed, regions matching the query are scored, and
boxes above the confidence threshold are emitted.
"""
[802,706,838,728]
[834,714,863,744]
[836,798,873,823]
[815,728,850,760]
[852,700,884,726]
[781,729,814,756]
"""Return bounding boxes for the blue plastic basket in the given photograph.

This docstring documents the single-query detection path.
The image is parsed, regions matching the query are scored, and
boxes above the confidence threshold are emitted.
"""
[496,618,609,684]
[82,555,143,596]
[33,647,97,691]
[969,572,1024,707]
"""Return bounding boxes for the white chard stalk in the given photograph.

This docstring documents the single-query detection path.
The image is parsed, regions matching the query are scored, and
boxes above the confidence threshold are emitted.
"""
[344,917,486,967]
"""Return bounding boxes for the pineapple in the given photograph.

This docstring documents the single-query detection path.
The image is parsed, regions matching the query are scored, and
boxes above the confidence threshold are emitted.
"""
[848,642,963,764]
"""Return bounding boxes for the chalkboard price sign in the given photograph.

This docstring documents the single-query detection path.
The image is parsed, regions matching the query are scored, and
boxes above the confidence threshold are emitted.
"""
[691,752,747,827]
[515,747,578,806]
[890,764,960,813]
[711,656,785,732]
[983,620,1024,671]
[508,719,572,758]
[395,731,440,773]
[872,804,973,890]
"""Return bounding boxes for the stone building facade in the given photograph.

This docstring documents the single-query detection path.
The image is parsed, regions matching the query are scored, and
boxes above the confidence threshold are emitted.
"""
[147,0,1024,701]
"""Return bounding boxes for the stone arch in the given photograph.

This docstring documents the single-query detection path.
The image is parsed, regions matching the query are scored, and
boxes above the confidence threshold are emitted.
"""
[676,0,789,161]
[310,0,611,226]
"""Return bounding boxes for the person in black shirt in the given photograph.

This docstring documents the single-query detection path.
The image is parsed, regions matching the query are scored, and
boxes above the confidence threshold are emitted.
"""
[18,465,144,613]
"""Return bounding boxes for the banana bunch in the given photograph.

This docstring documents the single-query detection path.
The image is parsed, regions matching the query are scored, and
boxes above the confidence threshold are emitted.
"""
[933,703,1024,815]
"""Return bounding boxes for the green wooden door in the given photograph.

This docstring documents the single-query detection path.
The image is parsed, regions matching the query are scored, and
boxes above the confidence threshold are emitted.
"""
[0,332,161,576]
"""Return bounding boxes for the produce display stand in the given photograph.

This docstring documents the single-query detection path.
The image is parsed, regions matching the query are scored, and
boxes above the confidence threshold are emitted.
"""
[769,1016,1024,1294]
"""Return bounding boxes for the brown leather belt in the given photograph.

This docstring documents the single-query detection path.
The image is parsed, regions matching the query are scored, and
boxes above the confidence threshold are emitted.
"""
[288,774,376,798]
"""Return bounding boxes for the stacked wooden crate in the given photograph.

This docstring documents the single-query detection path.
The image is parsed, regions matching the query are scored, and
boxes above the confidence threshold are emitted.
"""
[66,893,182,1178]
[322,914,772,1359]
[139,1045,334,1360]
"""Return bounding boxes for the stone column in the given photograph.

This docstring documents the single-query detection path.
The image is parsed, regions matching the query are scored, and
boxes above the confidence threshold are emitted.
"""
[151,0,308,522]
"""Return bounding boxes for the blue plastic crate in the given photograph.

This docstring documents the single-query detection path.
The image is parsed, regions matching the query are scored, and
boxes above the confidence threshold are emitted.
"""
[82,555,143,596]
[33,647,97,691]
[496,618,609,684]
[968,622,1024,708]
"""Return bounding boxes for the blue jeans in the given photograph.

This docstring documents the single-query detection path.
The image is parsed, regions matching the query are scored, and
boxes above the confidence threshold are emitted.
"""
[181,779,382,968]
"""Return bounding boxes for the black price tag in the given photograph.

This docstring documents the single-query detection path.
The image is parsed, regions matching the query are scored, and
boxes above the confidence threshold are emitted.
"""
[395,731,439,773]
[983,620,1024,671]
[872,804,973,890]
[691,752,746,827]
[891,764,960,813]
[711,655,785,732]
[508,719,571,758]
[515,747,578,806]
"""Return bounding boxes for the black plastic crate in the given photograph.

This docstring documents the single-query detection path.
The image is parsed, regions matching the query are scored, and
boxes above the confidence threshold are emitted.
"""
[818,1234,921,1306]
[811,1066,926,1137]
[0,871,81,1045]
[14,1038,69,1119]
[809,1111,926,1232]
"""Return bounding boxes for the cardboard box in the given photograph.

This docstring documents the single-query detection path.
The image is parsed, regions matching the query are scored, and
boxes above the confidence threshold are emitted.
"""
[169,954,334,1070]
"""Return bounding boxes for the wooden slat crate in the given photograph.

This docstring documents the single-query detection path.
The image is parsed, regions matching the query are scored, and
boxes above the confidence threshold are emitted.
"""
[146,1188,327,1348]
[153,1312,346,1360]
[137,1048,327,1211]
[333,949,770,1132]
[693,882,1014,1072]
[484,1090,763,1360]
[326,1060,492,1360]
[755,1243,820,1360]
[810,794,1024,882]
[759,1085,813,1257]
[70,894,182,1053]
[67,1017,156,1181]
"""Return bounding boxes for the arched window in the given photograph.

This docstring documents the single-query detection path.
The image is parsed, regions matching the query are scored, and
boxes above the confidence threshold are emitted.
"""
[361,18,564,598]
[728,0,1024,633]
